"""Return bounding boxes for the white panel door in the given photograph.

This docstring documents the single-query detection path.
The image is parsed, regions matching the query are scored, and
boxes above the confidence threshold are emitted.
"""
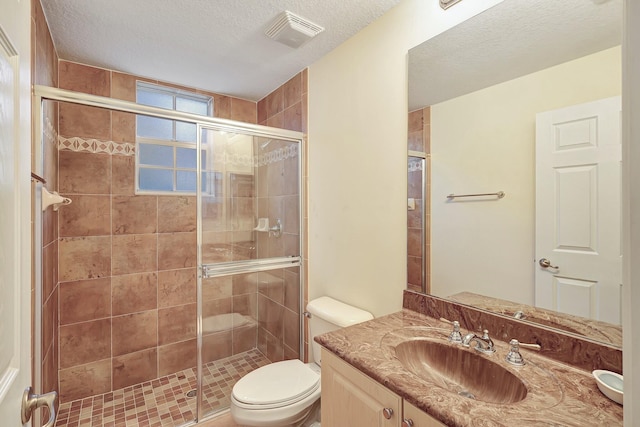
[535,97,622,324]
[0,22,31,426]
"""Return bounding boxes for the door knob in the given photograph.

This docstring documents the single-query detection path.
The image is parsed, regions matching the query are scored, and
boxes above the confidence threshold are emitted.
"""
[539,258,559,269]
[21,386,57,427]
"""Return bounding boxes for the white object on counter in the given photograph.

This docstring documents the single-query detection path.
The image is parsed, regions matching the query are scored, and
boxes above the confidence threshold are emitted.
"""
[592,369,623,405]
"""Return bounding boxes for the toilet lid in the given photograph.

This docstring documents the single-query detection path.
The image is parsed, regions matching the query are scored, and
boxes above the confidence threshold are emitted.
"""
[233,359,320,407]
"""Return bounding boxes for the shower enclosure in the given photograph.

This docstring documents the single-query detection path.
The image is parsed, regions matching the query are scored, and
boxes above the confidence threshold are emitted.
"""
[407,154,428,294]
[33,86,304,426]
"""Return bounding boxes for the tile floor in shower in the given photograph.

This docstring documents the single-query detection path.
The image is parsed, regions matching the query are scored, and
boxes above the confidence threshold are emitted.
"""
[55,349,270,427]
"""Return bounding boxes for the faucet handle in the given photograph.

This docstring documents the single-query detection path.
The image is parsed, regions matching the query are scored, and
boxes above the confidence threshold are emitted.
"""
[519,341,542,351]
[506,339,541,366]
[448,321,463,344]
[439,317,464,344]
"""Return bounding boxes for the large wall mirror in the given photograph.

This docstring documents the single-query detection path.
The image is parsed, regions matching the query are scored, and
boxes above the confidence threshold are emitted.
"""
[407,0,623,348]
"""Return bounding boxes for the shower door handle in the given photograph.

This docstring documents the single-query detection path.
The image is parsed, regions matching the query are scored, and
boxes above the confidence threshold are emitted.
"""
[21,386,57,427]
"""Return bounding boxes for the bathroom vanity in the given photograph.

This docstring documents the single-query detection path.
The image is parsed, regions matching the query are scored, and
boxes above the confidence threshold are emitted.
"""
[321,348,444,426]
[316,298,623,426]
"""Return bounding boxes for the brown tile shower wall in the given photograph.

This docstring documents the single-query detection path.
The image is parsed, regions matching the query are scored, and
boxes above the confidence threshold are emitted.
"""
[32,0,60,408]
[256,71,307,362]
[55,60,264,403]
[407,107,430,293]
[253,155,301,362]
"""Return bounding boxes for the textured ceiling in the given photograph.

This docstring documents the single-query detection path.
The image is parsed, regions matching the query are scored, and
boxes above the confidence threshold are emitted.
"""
[41,0,401,101]
[408,0,623,110]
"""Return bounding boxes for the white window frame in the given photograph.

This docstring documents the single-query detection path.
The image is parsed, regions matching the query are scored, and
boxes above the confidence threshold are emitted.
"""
[135,82,213,195]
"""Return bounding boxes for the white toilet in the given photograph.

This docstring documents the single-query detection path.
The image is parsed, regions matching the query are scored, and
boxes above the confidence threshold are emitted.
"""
[230,296,374,427]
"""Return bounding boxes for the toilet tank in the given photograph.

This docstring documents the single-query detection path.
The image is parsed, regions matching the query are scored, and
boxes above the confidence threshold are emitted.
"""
[306,296,374,366]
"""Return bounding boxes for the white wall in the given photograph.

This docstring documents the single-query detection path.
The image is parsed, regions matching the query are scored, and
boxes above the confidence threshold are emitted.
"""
[430,47,621,304]
[307,0,503,317]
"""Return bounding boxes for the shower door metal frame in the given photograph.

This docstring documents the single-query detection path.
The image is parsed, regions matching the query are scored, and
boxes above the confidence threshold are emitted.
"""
[33,85,306,425]
[196,123,305,422]
[408,150,428,293]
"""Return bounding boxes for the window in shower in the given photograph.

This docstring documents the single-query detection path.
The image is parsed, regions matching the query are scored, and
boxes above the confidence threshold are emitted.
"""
[135,82,213,193]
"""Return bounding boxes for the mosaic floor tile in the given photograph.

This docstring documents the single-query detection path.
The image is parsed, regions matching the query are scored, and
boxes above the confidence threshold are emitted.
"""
[55,349,270,427]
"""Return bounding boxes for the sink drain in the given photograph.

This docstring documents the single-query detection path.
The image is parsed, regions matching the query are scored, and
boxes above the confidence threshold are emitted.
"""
[186,389,197,398]
[458,391,476,400]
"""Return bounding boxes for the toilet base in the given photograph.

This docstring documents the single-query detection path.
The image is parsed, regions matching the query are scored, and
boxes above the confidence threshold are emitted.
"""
[231,397,320,427]
[300,400,320,427]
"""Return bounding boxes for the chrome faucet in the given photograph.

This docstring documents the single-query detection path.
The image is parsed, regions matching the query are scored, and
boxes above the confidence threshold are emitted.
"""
[462,329,495,354]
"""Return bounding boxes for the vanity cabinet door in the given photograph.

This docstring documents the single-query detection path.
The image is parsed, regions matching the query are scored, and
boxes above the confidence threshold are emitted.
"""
[402,400,447,427]
[321,348,401,427]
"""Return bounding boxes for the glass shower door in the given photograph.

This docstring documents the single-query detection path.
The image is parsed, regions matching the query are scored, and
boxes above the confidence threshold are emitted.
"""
[196,126,302,419]
[198,128,302,275]
[408,155,428,293]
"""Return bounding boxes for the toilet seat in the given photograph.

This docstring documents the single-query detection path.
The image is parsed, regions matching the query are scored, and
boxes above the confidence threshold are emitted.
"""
[232,359,320,409]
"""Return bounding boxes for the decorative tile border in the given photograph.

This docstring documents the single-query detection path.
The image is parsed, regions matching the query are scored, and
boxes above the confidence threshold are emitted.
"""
[44,117,59,145]
[221,143,299,168]
[256,143,298,167]
[55,135,298,165]
[408,159,423,172]
[58,136,136,156]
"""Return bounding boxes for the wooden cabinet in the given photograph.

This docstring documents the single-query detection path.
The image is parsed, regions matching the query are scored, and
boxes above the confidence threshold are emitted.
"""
[321,348,401,426]
[321,348,446,427]
[402,400,447,427]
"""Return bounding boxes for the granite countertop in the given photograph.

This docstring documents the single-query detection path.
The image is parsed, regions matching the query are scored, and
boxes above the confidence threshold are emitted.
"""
[315,309,623,427]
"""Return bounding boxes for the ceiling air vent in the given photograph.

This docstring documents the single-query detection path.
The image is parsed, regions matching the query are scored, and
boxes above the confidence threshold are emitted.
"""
[265,11,324,48]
